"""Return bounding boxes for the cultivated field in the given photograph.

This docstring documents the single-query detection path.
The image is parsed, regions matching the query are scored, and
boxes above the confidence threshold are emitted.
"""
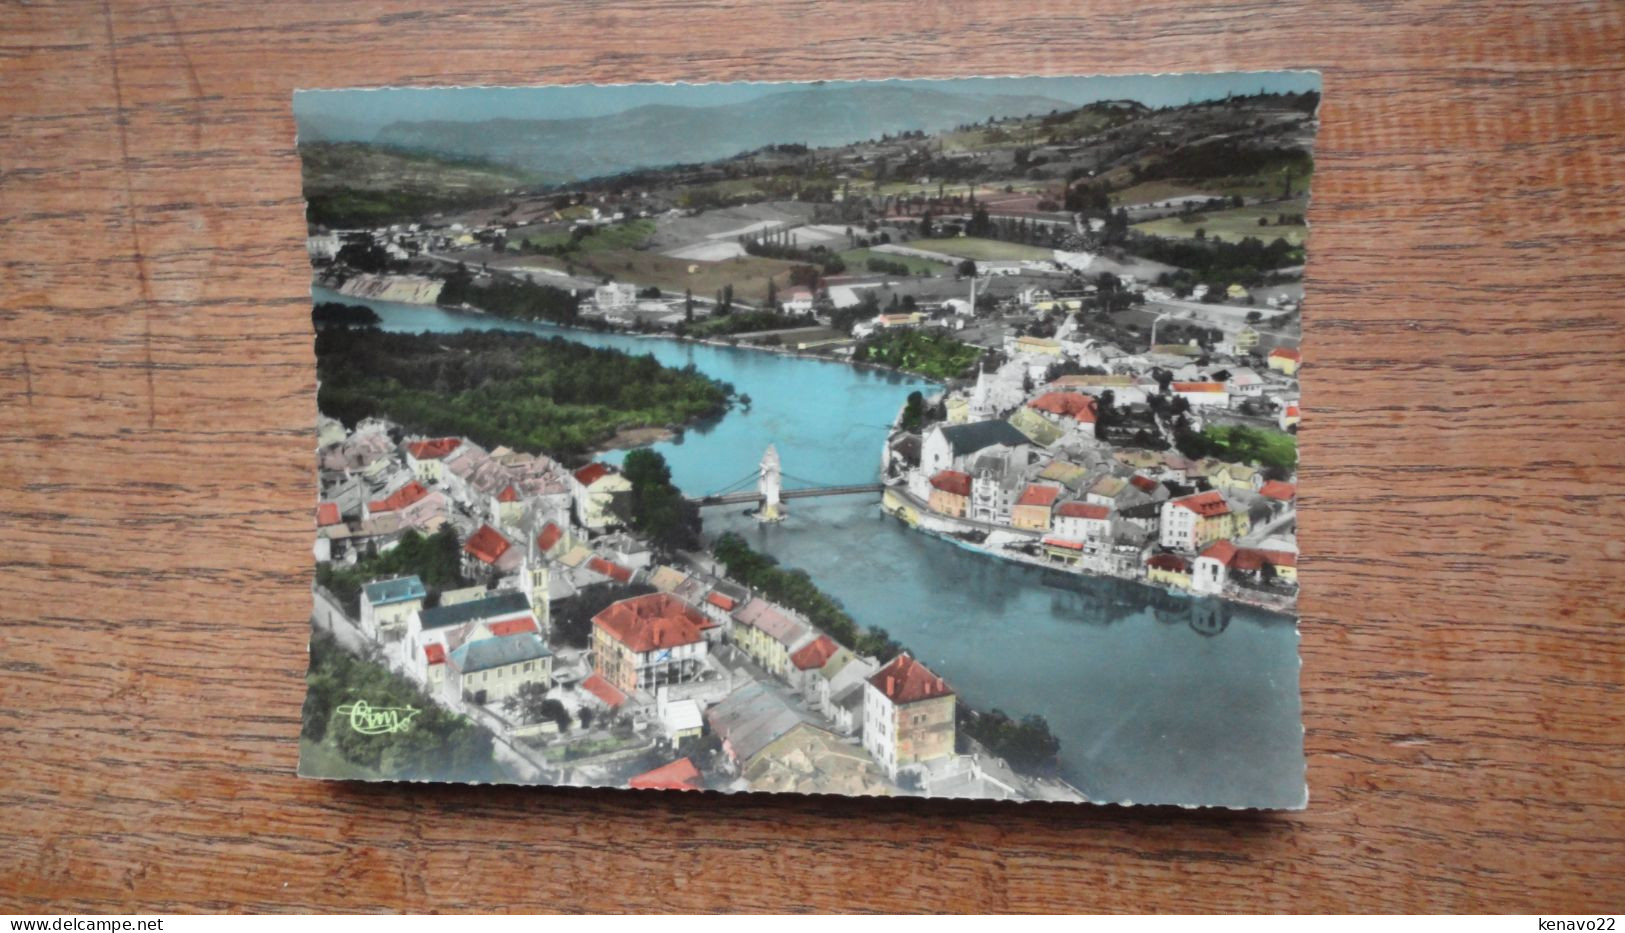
[566,250,799,305]
[905,237,1055,262]
[510,218,657,254]
[1132,197,1310,247]
[839,247,951,276]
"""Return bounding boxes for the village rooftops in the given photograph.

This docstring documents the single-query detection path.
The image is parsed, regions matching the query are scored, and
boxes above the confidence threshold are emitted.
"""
[937,420,1031,457]
[587,556,634,583]
[369,481,432,514]
[463,524,512,566]
[734,598,809,648]
[572,462,616,486]
[485,615,538,637]
[790,635,840,672]
[362,575,426,607]
[1260,480,1297,501]
[593,593,710,653]
[929,469,973,497]
[1171,381,1226,393]
[705,591,737,612]
[423,643,447,666]
[1269,347,1302,363]
[706,681,812,765]
[418,590,531,632]
[405,437,461,461]
[536,522,564,552]
[316,502,342,527]
[1170,490,1231,517]
[1056,501,1110,520]
[1199,540,1239,565]
[1017,484,1061,508]
[448,632,551,674]
[1146,553,1190,572]
[869,653,953,705]
[581,673,627,708]
[1027,391,1097,422]
[627,757,702,791]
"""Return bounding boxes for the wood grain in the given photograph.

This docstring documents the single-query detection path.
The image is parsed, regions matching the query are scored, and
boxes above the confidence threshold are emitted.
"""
[2,0,1622,913]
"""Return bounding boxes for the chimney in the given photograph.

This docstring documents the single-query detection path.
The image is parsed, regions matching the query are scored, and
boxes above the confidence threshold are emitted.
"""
[886,675,895,696]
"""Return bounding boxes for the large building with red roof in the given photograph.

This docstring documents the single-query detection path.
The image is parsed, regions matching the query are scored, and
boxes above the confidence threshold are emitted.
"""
[927,469,972,518]
[1012,483,1061,532]
[1026,390,1097,424]
[591,593,713,694]
[1160,490,1245,551]
[861,653,956,779]
[404,437,462,483]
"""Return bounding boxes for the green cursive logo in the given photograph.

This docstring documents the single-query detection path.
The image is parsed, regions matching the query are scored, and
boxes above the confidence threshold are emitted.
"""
[336,700,421,735]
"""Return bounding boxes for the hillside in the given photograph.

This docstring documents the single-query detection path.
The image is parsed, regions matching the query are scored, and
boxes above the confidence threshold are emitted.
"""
[300,142,544,228]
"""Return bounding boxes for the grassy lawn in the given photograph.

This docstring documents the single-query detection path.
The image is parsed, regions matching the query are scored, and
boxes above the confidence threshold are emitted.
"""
[511,218,657,254]
[839,247,950,276]
[905,237,1054,262]
[1111,180,1218,206]
[1133,198,1309,247]
[1202,424,1297,471]
[570,249,799,305]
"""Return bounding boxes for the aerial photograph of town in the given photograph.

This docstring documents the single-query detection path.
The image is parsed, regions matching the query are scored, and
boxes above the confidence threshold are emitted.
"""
[296,72,1318,807]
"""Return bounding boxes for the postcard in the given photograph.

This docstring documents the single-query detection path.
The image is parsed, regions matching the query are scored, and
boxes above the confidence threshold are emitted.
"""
[297,73,1316,807]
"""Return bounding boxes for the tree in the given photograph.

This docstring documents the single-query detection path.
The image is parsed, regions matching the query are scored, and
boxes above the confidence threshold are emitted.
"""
[617,449,700,554]
[957,259,978,277]
[901,391,925,433]
[502,681,553,725]
[766,278,779,309]
[684,288,695,323]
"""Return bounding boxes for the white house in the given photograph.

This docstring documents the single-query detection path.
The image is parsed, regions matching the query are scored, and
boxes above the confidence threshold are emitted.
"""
[359,575,426,638]
[1052,501,1112,541]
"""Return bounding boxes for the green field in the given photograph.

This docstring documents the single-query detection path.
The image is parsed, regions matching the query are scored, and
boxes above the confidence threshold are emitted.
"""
[300,142,539,227]
[839,247,950,276]
[569,249,799,306]
[1132,198,1309,247]
[512,218,657,254]
[906,237,1054,262]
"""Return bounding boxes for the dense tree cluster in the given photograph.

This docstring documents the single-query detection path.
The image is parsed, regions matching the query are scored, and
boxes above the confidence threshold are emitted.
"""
[438,265,582,325]
[615,449,702,554]
[1173,421,1297,472]
[315,527,469,617]
[852,329,981,381]
[1137,233,1303,288]
[312,302,382,328]
[711,533,902,661]
[958,707,1061,775]
[302,631,504,781]
[314,326,732,457]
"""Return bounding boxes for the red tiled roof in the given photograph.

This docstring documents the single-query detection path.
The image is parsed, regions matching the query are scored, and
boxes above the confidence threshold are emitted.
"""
[1234,547,1297,571]
[316,502,342,527]
[593,593,707,654]
[1285,404,1301,417]
[587,556,633,583]
[1259,480,1296,501]
[1016,484,1061,508]
[496,484,520,503]
[406,437,461,461]
[536,522,564,552]
[929,469,972,497]
[870,654,953,705]
[1056,501,1110,520]
[1199,540,1239,565]
[1146,553,1189,572]
[1041,536,1085,551]
[705,591,737,611]
[486,615,538,637]
[1130,475,1159,494]
[1172,381,1225,393]
[1171,491,1230,517]
[1270,347,1302,363]
[573,462,615,486]
[790,635,840,671]
[628,757,702,791]
[1027,391,1097,422]
[463,524,512,565]
[581,672,627,708]
[369,481,431,514]
[423,643,446,666]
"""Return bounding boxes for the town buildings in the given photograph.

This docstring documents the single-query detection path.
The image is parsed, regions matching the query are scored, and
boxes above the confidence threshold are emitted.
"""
[862,653,956,780]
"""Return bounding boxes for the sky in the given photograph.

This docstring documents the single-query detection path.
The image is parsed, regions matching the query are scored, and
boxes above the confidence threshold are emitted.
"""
[293,72,1321,140]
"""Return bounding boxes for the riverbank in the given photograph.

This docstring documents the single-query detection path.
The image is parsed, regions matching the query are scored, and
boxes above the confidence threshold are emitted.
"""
[317,270,953,385]
[880,484,1297,616]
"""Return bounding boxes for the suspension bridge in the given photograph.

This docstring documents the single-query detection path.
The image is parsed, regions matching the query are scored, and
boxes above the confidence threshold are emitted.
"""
[686,447,883,510]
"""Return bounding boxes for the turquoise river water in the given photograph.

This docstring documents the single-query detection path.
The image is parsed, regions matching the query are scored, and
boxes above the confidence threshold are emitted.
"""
[315,285,1305,807]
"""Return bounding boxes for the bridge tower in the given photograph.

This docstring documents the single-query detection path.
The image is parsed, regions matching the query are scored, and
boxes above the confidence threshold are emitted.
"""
[757,444,785,523]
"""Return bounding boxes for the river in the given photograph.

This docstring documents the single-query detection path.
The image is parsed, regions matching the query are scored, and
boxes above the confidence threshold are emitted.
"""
[318,285,1306,808]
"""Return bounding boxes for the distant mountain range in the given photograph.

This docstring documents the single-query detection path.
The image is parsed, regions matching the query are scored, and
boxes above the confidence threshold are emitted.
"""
[305,86,1078,183]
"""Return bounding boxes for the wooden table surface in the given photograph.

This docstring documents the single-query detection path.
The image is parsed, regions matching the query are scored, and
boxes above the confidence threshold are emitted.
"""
[3,0,1622,914]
